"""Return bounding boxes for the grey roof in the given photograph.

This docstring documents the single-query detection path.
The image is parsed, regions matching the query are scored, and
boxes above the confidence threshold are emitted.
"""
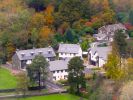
[90,46,112,60]
[94,23,127,40]
[49,59,92,74]
[16,47,56,60]
[58,43,81,53]
[49,59,70,71]
[98,23,127,34]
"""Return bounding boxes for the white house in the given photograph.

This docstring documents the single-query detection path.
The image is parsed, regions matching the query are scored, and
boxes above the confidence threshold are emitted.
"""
[88,46,112,67]
[58,43,82,59]
[49,59,69,81]
[49,59,92,81]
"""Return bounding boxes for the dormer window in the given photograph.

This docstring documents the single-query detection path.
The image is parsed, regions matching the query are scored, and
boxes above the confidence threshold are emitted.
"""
[30,52,34,56]
[21,53,25,57]
[38,51,43,54]
[48,50,52,54]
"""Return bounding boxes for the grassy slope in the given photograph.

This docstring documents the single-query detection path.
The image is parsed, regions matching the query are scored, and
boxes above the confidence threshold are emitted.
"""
[0,67,17,89]
[18,94,86,100]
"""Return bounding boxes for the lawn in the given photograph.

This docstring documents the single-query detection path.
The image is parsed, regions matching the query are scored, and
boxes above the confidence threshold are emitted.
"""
[7,94,87,100]
[0,67,17,89]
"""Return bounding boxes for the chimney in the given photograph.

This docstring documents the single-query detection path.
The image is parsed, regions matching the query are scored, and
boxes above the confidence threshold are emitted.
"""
[48,45,51,48]
[77,43,80,45]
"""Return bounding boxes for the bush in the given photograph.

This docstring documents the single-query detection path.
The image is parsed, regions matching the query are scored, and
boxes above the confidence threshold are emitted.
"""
[58,79,68,85]
[130,32,133,37]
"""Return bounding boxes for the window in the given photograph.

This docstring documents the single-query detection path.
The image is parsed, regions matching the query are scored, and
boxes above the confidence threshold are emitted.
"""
[53,77,56,81]
[57,70,59,73]
[52,71,55,73]
[61,53,63,55]
[61,70,63,73]
[65,69,68,72]
[64,75,68,79]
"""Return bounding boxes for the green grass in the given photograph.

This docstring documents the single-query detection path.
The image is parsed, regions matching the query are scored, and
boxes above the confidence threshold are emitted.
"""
[0,67,17,89]
[7,94,86,100]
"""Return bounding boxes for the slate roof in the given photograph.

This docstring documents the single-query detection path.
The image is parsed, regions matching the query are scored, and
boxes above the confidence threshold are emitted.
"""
[94,23,127,40]
[98,23,127,34]
[58,43,81,54]
[49,59,92,74]
[16,47,56,60]
[90,46,112,60]
[49,59,70,71]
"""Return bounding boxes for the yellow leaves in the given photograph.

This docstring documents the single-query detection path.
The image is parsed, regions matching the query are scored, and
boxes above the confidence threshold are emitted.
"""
[6,42,16,61]
[30,12,46,29]
[45,5,54,15]
[39,26,53,39]
[44,5,54,26]
[0,0,24,13]
[127,58,133,67]
[102,0,110,10]
[30,5,54,29]
[30,5,55,42]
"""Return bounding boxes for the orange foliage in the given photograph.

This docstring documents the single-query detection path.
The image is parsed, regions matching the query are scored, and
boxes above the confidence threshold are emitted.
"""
[102,0,110,10]
[44,5,54,26]
[124,23,133,30]
[39,26,53,39]
[30,13,45,29]
[85,16,101,27]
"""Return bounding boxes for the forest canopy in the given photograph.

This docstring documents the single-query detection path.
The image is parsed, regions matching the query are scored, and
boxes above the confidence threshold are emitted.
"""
[0,0,133,63]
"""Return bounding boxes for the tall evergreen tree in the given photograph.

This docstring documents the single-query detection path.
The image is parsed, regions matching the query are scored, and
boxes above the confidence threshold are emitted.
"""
[129,9,133,25]
[26,0,51,11]
[114,30,127,58]
[55,0,91,26]
[68,57,86,95]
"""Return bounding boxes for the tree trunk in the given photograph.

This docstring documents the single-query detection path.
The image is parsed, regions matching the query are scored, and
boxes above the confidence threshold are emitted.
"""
[77,84,80,94]
[38,71,41,89]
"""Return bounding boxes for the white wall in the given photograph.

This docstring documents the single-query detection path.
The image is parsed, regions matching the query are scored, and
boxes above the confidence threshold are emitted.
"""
[52,70,68,81]
[59,49,82,59]
[99,58,106,67]
[89,51,106,67]
[89,51,98,62]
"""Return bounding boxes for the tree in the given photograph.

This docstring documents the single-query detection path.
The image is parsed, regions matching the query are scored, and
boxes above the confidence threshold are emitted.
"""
[26,0,51,11]
[0,32,10,62]
[64,29,75,43]
[114,30,127,58]
[55,0,91,27]
[30,28,39,47]
[81,40,89,51]
[129,9,133,25]
[16,72,28,97]
[68,57,86,95]
[126,58,133,80]
[100,8,116,25]
[105,53,124,81]
[27,55,49,88]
